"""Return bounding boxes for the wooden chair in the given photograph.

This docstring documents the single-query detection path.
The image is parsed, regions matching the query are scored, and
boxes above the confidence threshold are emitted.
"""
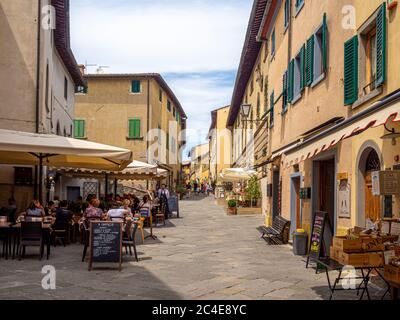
[155,207,166,227]
[137,217,145,244]
[19,222,44,260]
[122,220,138,262]
[52,221,70,247]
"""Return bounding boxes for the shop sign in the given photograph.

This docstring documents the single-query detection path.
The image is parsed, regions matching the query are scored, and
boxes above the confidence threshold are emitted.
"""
[338,180,351,219]
[372,171,400,196]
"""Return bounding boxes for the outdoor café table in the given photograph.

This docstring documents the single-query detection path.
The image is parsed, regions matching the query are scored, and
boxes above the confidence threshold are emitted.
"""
[317,257,380,300]
[11,223,52,260]
[0,222,12,259]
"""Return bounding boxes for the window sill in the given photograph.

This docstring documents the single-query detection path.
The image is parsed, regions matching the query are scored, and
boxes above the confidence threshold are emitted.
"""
[75,137,87,140]
[310,73,326,88]
[130,92,142,95]
[291,93,302,105]
[295,2,305,17]
[351,86,383,110]
[126,137,144,141]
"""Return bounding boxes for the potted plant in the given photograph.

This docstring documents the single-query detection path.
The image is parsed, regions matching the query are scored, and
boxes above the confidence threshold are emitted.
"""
[245,176,261,207]
[176,184,186,200]
[227,199,238,215]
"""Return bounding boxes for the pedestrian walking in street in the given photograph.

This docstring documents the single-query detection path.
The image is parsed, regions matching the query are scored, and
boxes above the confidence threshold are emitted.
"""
[157,184,170,219]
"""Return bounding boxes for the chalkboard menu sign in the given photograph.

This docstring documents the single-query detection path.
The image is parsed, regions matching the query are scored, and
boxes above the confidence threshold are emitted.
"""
[168,196,180,218]
[89,221,122,271]
[306,211,327,266]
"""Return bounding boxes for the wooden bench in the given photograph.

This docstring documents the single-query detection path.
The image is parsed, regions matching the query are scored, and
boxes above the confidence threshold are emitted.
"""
[257,216,290,244]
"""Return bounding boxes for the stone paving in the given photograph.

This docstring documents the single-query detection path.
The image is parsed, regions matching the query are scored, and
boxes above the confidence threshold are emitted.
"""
[0,196,389,300]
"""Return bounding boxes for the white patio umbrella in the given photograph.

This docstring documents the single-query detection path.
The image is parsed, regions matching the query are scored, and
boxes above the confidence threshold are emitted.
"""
[219,168,256,182]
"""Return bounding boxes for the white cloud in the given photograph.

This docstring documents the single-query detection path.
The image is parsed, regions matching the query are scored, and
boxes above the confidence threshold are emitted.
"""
[70,0,251,73]
[69,0,252,161]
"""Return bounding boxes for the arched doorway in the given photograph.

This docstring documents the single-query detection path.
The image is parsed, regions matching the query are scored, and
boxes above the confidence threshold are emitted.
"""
[357,145,382,226]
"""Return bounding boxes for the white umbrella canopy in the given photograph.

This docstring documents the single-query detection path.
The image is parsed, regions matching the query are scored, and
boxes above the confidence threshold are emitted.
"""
[220,168,256,182]
[0,129,133,170]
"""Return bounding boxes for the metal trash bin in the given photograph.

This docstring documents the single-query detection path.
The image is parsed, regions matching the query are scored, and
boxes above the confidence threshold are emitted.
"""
[293,229,308,256]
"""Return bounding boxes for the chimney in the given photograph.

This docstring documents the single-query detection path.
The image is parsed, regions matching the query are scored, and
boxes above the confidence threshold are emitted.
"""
[78,64,86,75]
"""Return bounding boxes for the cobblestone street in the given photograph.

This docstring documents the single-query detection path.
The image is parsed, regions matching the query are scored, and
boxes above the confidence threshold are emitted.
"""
[0,196,388,300]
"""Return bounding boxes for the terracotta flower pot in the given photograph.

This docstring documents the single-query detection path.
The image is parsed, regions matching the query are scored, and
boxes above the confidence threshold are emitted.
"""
[227,207,237,215]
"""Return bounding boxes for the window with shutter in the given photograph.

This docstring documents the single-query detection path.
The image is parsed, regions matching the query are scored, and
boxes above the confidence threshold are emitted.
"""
[131,80,141,93]
[322,13,328,72]
[376,2,386,86]
[282,71,288,114]
[344,35,359,105]
[288,59,294,103]
[306,35,314,86]
[270,91,275,127]
[128,119,141,139]
[167,100,171,112]
[300,45,306,91]
[74,120,85,138]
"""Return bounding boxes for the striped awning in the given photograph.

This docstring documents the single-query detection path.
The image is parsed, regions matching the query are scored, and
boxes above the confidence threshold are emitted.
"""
[284,100,400,167]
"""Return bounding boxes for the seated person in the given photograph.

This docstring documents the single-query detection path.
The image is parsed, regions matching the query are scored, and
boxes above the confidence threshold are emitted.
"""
[26,200,45,218]
[107,208,128,220]
[120,199,132,216]
[84,198,104,220]
[54,200,73,226]
[138,195,152,217]
[45,201,57,217]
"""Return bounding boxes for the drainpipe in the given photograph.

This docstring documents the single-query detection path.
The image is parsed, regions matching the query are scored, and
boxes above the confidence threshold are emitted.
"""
[34,0,42,200]
[146,78,150,189]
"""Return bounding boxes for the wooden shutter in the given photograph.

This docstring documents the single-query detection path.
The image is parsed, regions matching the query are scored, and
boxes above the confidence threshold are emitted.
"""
[322,13,328,72]
[270,91,275,127]
[376,2,387,86]
[282,71,288,112]
[300,45,306,91]
[344,35,359,105]
[129,119,141,138]
[288,59,295,103]
[131,80,140,93]
[306,35,314,86]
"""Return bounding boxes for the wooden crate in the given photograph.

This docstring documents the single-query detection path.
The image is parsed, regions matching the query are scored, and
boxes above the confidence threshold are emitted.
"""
[339,252,384,267]
[333,236,385,253]
[330,246,341,262]
[384,265,400,284]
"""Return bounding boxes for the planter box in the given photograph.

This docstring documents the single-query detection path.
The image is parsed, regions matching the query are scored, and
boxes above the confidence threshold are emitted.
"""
[333,236,385,253]
[227,207,237,215]
[338,252,384,267]
[384,265,400,284]
[237,207,262,215]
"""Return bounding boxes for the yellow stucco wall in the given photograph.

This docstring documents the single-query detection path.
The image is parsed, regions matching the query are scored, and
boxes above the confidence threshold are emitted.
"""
[75,76,183,186]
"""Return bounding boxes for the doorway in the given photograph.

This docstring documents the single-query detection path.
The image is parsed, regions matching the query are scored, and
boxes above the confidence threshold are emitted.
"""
[313,158,336,254]
[290,174,302,236]
[358,147,381,226]
[67,187,80,202]
[272,169,280,219]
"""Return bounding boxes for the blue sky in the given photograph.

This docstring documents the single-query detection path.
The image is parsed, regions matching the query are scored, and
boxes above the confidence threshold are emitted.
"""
[70,0,252,159]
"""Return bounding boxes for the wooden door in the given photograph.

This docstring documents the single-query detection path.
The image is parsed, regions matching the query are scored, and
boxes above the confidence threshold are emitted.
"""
[365,172,381,222]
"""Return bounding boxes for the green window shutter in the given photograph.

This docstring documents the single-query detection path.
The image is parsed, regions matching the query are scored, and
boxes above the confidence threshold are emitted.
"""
[306,35,314,86]
[288,59,295,103]
[74,120,85,138]
[270,91,275,127]
[176,111,179,121]
[344,35,359,105]
[322,13,328,72]
[300,45,306,91]
[282,71,288,113]
[131,80,141,93]
[128,119,141,138]
[376,2,387,86]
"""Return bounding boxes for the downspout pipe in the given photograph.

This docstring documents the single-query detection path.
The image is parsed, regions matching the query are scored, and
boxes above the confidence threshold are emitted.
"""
[34,0,42,200]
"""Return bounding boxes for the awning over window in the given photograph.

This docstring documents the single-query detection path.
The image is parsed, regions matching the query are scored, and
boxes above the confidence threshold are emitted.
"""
[283,101,400,167]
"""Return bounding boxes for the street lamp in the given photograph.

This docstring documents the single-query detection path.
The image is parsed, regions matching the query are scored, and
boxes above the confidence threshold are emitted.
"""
[241,104,252,118]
